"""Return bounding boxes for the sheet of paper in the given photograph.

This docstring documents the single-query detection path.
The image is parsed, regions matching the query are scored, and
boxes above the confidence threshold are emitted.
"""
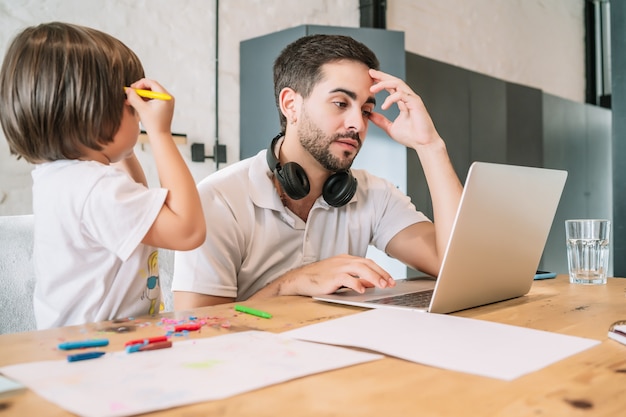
[283,309,600,380]
[0,331,382,417]
[0,375,25,399]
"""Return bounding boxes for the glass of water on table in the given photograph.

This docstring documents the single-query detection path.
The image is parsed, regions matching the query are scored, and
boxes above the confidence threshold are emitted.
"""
[565,219,610,285]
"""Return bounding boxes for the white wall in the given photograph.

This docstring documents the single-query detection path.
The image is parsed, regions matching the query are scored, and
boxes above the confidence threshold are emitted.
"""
[0,0,584,215]
[388,0,585,102]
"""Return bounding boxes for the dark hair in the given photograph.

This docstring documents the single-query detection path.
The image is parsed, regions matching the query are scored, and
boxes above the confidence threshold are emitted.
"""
[0,22,144,163]
[273,34,380,132]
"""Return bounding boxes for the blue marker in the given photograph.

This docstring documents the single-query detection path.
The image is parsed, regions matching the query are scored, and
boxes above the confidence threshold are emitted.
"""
[126,342,147,353]
[58,339,109,350]
[67,351,106,362]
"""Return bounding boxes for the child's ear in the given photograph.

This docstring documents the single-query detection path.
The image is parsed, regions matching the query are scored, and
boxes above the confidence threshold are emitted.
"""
[124,101,138,116]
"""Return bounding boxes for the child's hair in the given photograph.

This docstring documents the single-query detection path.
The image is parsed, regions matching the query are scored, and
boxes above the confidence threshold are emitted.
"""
[0,22,145,163]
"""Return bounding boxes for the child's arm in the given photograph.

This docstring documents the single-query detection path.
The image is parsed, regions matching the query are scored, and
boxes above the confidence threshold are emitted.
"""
[113,152,148,187]
[125,79,206,251]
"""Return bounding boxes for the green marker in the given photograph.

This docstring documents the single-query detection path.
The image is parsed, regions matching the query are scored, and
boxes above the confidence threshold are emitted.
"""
[235,304,272,319]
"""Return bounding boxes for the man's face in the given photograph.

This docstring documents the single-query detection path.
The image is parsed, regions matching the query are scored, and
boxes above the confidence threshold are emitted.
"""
[297,60,376,172]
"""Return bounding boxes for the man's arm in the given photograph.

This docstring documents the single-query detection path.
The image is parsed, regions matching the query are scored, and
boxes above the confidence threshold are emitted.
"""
[368,69,463,273]
[385,222,439,277]
[412,138,462,264]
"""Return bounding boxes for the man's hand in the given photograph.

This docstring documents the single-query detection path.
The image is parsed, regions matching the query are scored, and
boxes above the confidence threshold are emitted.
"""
[367,69,442,150]
[250,254,396,299]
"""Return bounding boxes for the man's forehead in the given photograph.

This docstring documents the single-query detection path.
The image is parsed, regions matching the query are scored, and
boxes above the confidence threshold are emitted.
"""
[316,62,376,104]
[319,60,373,80]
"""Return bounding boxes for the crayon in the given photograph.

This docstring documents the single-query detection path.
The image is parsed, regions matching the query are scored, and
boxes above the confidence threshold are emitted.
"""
[67,351,106,362]
[58,339,109,350]
[234,304,272,319]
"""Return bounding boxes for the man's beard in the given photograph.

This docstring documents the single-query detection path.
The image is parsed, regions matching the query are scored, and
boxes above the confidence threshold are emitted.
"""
[297,108,361,172]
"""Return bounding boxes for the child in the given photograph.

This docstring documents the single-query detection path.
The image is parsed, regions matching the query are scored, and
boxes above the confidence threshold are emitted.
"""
[0,22,206,329]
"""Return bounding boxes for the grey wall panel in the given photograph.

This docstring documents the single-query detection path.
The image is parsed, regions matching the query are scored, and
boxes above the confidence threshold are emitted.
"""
[586,103,612,221]
[586,103,613,275]
[611,0,626,276]
[506,83,543,168]
[542,94,587,273]
[542,95,612,274]
[469,73,507,164]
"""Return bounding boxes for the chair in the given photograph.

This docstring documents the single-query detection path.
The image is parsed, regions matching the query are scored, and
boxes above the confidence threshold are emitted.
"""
[159,248,175,312]
[0,214,37,334]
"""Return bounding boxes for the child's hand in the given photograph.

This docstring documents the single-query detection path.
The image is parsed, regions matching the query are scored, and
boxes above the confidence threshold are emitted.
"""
[125,78,174,138]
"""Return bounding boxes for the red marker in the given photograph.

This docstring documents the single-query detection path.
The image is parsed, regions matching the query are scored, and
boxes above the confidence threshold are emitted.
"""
[124,335,169,347]
[174,323,202,332]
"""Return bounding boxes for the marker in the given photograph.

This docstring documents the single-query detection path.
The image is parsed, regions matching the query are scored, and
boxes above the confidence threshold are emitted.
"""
[235,304,272,319]
[67,351,106,362]
[124,335,169,347]
[126,340,173,353]
[124,87,172,101]
[174,323,202,332]
[58,339,110,350]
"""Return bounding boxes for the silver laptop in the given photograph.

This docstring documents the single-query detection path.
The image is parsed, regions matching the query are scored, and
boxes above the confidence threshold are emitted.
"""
[314,161,567,314]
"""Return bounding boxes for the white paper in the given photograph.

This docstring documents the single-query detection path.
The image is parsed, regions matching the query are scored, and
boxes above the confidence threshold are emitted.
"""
[0,375,25,398]
[0,331,382,417]
[283,309,600,380]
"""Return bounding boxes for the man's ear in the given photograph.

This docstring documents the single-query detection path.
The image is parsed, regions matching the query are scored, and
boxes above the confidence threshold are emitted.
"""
[279,87,301,125]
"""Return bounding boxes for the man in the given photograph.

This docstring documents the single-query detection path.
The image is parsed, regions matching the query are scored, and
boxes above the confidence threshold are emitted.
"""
[172,34,462,308]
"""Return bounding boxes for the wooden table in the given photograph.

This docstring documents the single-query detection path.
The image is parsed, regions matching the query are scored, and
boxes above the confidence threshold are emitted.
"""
[1,275,625,416]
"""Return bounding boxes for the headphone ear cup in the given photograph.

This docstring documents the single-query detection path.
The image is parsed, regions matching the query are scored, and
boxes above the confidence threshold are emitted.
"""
[323,171,357,207]
[278,162,310,200]
[266,133,283,172]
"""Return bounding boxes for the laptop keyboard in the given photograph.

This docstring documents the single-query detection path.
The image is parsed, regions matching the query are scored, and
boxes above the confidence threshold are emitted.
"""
[368,289,434,308]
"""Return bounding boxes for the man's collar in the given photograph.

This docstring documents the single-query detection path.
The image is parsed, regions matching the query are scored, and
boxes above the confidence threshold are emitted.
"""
[249,149,284,211]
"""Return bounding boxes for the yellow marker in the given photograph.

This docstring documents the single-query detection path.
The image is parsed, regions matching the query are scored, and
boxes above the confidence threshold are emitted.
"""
[124,87,172,101]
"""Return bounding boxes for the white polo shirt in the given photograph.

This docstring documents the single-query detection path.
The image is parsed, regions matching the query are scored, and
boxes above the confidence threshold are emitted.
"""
[172,149,429,300]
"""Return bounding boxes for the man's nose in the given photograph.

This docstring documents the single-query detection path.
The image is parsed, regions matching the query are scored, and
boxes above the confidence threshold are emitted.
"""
[345,108,366,132]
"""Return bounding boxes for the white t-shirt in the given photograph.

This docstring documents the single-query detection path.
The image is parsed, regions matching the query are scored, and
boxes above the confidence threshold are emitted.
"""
[172,149,429,300]
[31,160,168,329]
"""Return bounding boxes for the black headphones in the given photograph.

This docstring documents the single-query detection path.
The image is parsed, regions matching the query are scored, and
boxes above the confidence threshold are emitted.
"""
[266,134,357,207]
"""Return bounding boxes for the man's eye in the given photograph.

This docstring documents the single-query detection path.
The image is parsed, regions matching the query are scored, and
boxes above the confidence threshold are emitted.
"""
[362,106,375,116]
[333,101,347,109]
